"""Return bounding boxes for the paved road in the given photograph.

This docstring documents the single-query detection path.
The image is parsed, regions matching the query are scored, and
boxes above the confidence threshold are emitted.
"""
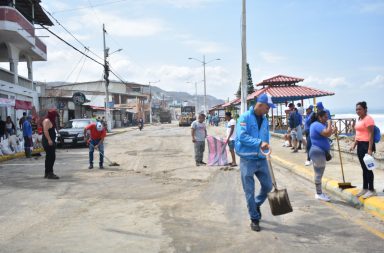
[0,124,383,253]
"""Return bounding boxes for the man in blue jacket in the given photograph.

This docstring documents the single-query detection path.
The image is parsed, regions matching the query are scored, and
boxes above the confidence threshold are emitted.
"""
[23,115,33,158]
[235,93,275,232]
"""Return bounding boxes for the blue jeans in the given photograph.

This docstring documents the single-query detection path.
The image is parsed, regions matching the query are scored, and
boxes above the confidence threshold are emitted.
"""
[89,139,104,166]
[240,157,273,220]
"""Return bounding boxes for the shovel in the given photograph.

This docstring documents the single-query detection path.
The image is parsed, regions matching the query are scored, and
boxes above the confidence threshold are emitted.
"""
[334,126,355,190]
[261,148,293,216]
[88,142,120,167]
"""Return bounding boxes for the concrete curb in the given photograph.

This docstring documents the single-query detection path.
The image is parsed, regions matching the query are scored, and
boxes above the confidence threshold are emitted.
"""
[0,148,44,163]
[272,154,384,221]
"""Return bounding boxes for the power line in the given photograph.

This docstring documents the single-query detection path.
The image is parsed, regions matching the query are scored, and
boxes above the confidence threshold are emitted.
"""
[41,6,104,62]
[40,25,104,67]
[51,0,129,14]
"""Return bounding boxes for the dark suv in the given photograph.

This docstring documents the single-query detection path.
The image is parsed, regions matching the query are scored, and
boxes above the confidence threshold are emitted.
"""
[58,119,95,147]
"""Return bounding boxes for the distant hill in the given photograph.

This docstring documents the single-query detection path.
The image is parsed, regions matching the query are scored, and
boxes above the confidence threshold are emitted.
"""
[150,86,225,111]
[43,81,225,110]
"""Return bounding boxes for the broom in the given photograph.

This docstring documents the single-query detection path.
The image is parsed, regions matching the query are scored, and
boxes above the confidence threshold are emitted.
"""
[88,142,120,167]
[334,125,355,189]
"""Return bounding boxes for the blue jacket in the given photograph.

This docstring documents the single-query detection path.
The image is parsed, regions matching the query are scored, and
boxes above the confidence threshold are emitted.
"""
[304,111,314,132]
[23,120,32,137]
[235,106,270,160]
[289,111,302,129]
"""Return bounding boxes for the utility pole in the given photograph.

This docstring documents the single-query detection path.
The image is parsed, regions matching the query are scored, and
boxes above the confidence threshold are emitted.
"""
[103,23,111,132]
[203,55,207,115]
[240,0,248,114]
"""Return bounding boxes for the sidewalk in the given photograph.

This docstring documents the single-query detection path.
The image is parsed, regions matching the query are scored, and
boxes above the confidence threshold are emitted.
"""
[270,136,384,221]
[0,127,133,163]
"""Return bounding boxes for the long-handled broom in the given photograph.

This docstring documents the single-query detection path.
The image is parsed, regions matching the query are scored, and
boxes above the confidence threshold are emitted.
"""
[89,142,120,167]
[334,126,355,189]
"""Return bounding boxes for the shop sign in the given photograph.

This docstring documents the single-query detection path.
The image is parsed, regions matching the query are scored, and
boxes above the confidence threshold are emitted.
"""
[0,98,15,107]
[72,92,86,105]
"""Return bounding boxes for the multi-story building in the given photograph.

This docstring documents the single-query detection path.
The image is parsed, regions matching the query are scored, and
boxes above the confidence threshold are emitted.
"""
[0,0,52,124]
[38,80,150,128]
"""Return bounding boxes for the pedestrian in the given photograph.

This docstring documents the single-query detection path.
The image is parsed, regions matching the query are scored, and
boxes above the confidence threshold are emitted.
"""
[297,102,305,116]
[0,116,5,139]
[191,113,207,166]
[5,116,16,137]
[289,108,303,152]
[138,118,144,131]
[350,101,377,198]
[23,115,33,158]
[123,117,128,127]
[235,93,274,232]
[224,112,237,167]
[42,109,59,179]
[316,102,332,120]
[304,105,314,166]
[84,121,107,169]
[19,112,27,130]
[309,110,335,202]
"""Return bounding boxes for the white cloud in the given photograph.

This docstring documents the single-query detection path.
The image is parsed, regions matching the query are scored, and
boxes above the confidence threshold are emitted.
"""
[78,9,167,38]
[359,2,384,13]
[364,75,384,88]
[305,76,348,88]
[183,39,226,54]
[161,0,221,8]
[260,52,285,64]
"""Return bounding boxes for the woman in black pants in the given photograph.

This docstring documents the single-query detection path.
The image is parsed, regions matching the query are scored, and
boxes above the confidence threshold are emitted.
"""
[42,110,59,179]
[350,101,376,198]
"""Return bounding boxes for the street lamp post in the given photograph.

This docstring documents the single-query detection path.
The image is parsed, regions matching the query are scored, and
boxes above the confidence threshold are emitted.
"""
[188,55,220,115]
[148,80,160,124]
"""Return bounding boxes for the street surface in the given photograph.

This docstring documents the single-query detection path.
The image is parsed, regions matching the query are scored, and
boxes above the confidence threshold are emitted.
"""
[0,124,383,253]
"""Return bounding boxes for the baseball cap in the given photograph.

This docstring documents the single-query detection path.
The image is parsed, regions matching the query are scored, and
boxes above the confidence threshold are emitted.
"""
[307,105,314,110]
[257,93,276,108]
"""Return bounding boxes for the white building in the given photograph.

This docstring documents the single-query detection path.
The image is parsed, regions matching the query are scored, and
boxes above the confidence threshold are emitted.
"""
[0,0,52,124]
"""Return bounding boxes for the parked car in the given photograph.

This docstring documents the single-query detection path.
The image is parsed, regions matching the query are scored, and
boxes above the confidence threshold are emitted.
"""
[57,119,95,147]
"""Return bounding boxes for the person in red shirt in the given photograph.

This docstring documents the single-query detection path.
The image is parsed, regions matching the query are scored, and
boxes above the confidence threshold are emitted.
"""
[84,122,107,169]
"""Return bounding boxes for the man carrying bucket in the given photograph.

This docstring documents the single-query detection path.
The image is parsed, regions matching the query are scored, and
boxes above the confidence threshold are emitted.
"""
[235,93,275,232]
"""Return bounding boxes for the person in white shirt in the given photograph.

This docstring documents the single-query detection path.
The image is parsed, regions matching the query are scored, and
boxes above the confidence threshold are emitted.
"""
[191,113,207,166]
[225,112,237,167]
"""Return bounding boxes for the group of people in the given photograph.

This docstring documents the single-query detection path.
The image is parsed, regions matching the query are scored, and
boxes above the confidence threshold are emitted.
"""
[191,94,380,232]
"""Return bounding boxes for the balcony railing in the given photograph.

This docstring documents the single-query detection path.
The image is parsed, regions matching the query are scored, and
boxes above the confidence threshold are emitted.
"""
[0,6,47,55]
[0,67,33,90]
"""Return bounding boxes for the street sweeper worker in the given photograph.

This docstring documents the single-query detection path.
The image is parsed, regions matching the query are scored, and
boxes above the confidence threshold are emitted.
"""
[84,121,106,169]
[235,93,275,232]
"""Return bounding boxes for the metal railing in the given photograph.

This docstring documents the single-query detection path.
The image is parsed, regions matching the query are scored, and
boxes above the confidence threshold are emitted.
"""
[0,67,33,90]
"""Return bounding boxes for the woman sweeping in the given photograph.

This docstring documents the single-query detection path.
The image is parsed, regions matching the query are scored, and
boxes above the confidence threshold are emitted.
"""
[350,101,376,198]
[309,111,335,201]
[42,110,59,179]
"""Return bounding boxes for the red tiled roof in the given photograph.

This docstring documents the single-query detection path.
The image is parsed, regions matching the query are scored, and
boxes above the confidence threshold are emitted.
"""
[222,98,240,108]
[256,75,304,86]
[248,86,334,103]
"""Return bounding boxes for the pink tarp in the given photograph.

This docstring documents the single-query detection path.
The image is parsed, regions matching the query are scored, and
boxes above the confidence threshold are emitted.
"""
[207,136,228,166]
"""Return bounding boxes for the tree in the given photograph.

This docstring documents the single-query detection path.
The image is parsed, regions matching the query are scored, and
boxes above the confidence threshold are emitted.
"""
[235,63,254,98]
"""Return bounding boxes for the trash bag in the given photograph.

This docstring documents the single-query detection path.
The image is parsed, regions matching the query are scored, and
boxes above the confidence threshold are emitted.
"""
[207,136,228,166]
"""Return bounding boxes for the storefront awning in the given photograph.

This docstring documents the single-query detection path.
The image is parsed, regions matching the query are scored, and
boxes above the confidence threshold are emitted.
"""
[15,100,33,110]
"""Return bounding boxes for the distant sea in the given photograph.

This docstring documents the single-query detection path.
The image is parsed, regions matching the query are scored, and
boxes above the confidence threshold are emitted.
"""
[335,113,384,132]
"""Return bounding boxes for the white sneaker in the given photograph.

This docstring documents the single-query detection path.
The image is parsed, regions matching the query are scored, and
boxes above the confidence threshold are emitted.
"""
[356,189,368,197]
[362,190,377,199]
[315,193,331,202]
[305,161,312,166]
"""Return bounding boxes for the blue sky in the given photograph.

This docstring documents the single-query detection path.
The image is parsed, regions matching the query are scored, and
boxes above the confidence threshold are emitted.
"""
[12,0,384,112]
